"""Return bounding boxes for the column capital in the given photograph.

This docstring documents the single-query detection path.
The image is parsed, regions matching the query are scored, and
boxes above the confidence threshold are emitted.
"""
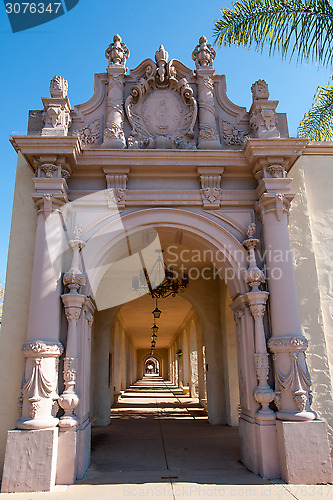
[256,191,295,222]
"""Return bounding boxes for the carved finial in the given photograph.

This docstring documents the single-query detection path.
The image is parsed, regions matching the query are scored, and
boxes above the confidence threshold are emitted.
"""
[192,35,216,68]
[73,225,83,240]
[251,80,269,100]
[155,45,168,63]
[50,76,68,98]
[105,34,130,67]
[155,45,169,83]
[247,223,256,239]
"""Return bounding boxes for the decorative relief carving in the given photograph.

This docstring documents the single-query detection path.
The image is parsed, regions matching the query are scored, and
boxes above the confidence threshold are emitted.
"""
[199,174,222,209]
[106,173,128,209]
[104,122,125,143]
[221,120,248,145]
[51,399,59,417]
[249,79,280,138]
[267,335,308,352]
[192,35,216,68]
[50,75,68,98]
[275,351,312,413]
[125,46,197,150]
[242,224,265,291]
[21,357,53,421]
[16,340,63,429]
[73,119,100,146]
[251,79,269,100]
[256,192,294,222]
[105,34,130,67]
[268,335,314,416]
[102,35,129,149]
[250,106,278,136]
[22,341,63,356]
[266,164,284,178]
[249,303,266,320]
[63,357,78,385]
[233,308,245,324]
[42,76,71,137]
[192,36,221,150]
[198,123,220,143]
[40,163,59,178]
[63,226,86,294]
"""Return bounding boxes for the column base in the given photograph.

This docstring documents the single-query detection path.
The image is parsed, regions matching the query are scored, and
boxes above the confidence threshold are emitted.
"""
[16,415,59,430]
[101,138,126,149]
[256,420,280,479]
[198,140,221,150]
[277,409,317,421]
[1,428,58,493]
[276,420,333,484]
[56,428,77,485]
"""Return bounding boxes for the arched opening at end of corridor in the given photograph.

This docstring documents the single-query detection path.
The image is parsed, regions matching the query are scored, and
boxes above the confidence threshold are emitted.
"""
[87,224,252,477]
[144,356,160,375]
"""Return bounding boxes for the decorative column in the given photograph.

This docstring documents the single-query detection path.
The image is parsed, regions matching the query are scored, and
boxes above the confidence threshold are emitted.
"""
[243,223,275,422]
[249,80,280,139]
[256,165,316,421]
[102,34,129,149]
[192,36,221,149]
[16,164,69,429]
[42,76,71,136]
[16,341,63,429]
[59,226,86,427]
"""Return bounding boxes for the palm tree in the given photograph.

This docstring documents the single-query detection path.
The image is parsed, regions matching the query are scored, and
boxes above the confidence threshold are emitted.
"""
[213,0,333,140]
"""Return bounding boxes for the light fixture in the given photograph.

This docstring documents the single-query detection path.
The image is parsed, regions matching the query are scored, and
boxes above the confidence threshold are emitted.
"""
[132,250,189,298]
[151,324,159,335]
[151,332,157,341]
[152,298,162,319]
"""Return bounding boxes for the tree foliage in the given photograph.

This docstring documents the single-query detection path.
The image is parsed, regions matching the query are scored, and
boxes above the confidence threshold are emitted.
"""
[214,0,333,140]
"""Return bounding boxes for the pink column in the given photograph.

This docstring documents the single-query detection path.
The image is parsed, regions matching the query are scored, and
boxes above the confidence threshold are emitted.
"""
[59,227,86,427]
[17,169,68,430]
[256,166,316,421]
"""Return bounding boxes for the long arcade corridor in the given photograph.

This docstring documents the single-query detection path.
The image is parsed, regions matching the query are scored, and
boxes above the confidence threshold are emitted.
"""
[81,377,270,488]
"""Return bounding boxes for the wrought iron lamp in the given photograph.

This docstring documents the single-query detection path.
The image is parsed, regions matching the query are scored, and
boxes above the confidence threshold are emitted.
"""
[132,249,189,298]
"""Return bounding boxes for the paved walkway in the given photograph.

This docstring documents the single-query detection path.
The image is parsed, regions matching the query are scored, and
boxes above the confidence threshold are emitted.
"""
[1,377,332,499]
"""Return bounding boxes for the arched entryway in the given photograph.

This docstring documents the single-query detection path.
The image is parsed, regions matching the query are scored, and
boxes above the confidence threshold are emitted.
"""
[85,208,268,480]
[144,356,160,375]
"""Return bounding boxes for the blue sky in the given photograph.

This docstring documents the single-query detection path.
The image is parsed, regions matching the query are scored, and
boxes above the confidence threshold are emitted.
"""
[0,0,332,283]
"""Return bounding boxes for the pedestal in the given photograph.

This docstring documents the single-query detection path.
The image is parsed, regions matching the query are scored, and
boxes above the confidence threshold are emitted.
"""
[1,428,58,493]
[276,420,333,484]
[55,428,77,485]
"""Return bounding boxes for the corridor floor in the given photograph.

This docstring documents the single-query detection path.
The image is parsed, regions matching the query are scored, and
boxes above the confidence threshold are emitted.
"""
[2,378,331,499]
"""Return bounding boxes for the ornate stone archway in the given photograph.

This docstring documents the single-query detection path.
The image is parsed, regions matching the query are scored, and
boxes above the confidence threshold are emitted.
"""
[1,33,332,493]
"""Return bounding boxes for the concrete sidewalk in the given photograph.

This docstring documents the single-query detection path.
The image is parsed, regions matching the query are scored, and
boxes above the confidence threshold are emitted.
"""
[1,378,332,499]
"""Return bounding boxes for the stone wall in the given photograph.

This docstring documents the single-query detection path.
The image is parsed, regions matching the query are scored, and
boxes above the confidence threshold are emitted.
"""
[289,154,333,445]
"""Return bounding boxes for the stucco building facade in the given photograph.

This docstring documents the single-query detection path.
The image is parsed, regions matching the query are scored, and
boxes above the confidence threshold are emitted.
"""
[1,35,333,492]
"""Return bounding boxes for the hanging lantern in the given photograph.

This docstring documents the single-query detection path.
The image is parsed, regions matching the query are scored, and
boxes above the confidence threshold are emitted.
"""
[152,306,162,319]
[151,324,159,335]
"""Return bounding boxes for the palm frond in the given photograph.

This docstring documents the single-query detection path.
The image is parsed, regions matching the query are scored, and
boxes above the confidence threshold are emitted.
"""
[214,0,333,66]
[298,80,333,140]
